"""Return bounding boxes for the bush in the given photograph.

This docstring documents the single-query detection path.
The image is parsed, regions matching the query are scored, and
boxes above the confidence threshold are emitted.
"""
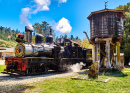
[0,39,17,48]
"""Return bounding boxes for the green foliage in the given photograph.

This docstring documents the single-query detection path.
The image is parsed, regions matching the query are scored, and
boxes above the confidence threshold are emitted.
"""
[0,39,17,48]
[18,68,130,93]
[33,21,55,43]
[116,3,130,64]
[82,38,92,49]
[0,26,20,42]
[0,65,6,74]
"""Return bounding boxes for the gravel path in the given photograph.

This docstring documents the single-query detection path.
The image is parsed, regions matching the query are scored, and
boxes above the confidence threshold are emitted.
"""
[0,71,80,93]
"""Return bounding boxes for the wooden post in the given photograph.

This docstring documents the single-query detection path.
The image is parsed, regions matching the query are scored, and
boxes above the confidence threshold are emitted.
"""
[116,41,120,67]
[96,42,100,67]
[92,45,96,63]
[106,40,111,68]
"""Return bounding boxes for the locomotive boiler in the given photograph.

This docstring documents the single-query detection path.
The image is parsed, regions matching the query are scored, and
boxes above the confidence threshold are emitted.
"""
[2,26,92,75]
[15,26,64,58]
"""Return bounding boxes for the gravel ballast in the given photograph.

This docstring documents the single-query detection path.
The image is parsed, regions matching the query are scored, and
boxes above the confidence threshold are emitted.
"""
[0,71,79,93]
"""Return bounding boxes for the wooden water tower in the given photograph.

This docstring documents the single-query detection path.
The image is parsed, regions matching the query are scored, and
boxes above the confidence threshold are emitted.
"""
[87,8,126,68]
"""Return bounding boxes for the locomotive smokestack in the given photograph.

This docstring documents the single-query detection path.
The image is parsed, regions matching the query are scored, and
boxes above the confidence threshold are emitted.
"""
[25,26,33,43]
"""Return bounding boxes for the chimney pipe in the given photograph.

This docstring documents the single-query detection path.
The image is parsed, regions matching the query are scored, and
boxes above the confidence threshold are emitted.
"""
[25,26,33,43]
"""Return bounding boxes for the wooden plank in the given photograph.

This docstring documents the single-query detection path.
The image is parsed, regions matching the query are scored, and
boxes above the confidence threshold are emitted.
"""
[116,42,120,67]
[106,40,111,68]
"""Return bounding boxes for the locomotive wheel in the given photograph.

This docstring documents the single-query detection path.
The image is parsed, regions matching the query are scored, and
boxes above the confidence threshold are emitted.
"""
[58,59,67,72]
[42,65,48,73]
[35,65,38,73]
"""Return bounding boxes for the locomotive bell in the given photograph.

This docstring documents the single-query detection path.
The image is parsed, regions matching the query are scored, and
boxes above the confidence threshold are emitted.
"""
[25,26,33,44]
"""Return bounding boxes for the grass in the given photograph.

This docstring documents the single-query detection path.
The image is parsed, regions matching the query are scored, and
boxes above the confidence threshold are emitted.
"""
[0,65,6,73]
[18,67,130,93]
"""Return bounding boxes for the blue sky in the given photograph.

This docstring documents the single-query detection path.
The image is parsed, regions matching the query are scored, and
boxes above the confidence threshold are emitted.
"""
[0,0,129,39]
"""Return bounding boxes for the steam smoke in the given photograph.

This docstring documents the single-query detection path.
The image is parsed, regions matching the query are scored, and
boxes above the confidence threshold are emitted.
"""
[56,17,72,34]
[20,7,32,26]
[68,62,85,72]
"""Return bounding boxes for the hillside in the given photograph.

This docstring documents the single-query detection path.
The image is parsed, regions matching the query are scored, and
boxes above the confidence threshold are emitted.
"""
[0,39,17,48]
[0,26,23,42]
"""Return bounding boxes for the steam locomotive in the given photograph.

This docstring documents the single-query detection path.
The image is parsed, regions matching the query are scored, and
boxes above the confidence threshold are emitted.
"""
[3,26,92,75]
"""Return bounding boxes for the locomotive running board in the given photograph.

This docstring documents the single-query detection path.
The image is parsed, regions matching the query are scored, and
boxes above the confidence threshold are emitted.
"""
[2,69,26,75]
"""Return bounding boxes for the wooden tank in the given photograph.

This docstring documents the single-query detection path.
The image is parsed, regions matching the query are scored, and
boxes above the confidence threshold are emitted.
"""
[87,9,126,41]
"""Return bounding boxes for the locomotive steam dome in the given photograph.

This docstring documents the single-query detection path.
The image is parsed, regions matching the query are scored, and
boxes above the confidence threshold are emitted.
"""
[87,9,126,41]
[35,34,43,44]
[46,35,53,44]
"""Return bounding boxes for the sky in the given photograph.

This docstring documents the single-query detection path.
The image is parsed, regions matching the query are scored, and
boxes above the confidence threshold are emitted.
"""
[0,0,130,39]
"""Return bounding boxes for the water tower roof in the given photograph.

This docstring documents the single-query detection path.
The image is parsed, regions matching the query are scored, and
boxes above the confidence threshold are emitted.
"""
[87,9,126,20]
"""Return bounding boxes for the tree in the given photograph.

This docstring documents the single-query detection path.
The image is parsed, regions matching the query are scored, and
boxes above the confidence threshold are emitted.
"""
[70,35,74,40]
[81,38,92,49]
[33,21,55,43]
[75,36,79,40]
[116,3,130,65]
[64,34,67,38]
[33,23,43,34]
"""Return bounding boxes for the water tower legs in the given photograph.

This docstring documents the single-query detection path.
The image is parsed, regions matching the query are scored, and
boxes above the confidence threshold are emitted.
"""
[106,40,111,68]
[96,42,100,67]
[92,38,113,69]
[92,45,96,62]
[116,41,120,67]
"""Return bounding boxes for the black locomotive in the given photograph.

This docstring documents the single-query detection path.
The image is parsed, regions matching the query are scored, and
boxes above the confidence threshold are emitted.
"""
[3,26,92,75]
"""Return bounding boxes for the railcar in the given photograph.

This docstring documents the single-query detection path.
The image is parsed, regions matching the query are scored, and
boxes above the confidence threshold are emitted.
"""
[2,26,92,75]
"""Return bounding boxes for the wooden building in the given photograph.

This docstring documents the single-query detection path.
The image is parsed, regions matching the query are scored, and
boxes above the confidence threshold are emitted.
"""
[0,47,15,60]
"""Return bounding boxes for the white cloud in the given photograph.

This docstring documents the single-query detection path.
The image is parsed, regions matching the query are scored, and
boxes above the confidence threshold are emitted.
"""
[20,0,67,26]
[32,0,51,14]
[20,7,32,26]
[56,17,72,34]
[20,0,51,26]
[58,0,67,3]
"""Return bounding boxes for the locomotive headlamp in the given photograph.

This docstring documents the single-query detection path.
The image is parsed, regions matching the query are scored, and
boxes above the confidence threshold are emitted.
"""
[15,33,24,39]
